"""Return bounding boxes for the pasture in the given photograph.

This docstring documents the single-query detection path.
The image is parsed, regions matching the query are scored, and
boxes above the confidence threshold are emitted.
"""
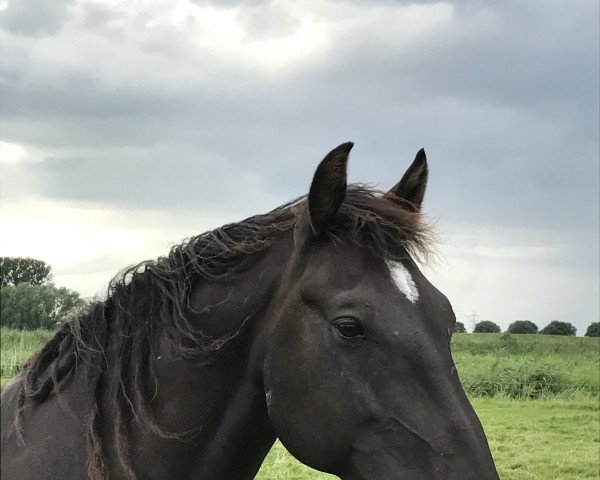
[1,328,598,479]
[257,397,599,480]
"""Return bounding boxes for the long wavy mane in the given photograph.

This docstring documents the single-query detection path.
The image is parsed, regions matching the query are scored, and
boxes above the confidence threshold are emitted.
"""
[11,185,434,479]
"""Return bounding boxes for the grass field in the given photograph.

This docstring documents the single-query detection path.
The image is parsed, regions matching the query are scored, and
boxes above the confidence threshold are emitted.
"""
[3,329,597,397]
[256,396,600,480]
[0,327,55,381]
[1,328,599,479]
[452,333,599,398]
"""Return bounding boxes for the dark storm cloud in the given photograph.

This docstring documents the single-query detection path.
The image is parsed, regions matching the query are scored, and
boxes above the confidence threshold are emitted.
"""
[1,0,598,231]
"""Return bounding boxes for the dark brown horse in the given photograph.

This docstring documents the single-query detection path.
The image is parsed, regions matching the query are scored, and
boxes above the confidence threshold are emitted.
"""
[1,143,499,479]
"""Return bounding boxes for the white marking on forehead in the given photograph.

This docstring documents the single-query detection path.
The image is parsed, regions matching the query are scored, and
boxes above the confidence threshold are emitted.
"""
[385,260,419,303]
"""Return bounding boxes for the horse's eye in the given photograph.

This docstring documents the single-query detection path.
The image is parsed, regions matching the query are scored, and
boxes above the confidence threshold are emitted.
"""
[334,318,364,339]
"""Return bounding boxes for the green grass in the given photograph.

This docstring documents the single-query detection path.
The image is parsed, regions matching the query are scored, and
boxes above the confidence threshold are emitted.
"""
[255,396,600,480]
[476,396,600,480]
[452,333,600,398]
[0,327,55,378]
[1,328,599,479]
[3,329,597,398]
[256,443,336,479]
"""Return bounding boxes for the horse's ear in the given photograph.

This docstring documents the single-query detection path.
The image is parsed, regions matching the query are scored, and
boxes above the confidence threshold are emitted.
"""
[308,142,353,236]
[384,148,428,212]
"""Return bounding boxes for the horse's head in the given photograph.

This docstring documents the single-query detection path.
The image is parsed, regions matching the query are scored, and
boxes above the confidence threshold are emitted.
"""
[263,143,499,479]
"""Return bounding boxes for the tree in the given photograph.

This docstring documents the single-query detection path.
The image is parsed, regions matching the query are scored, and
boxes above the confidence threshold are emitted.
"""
[540,321,576,336]
[0,257,52,287]
[507,320,538,334]
[454,321,466,333]
[585,322,599,337]
[0,283,86,330]
[473,320,501,333]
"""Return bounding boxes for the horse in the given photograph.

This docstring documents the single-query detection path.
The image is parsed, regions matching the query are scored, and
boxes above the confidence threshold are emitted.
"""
[1,143,499,479]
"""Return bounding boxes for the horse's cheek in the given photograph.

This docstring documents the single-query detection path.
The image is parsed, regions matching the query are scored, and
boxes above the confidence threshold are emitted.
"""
[263,312,358,472]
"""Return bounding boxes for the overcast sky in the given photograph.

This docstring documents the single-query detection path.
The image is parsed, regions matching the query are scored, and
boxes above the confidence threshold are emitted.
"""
[1,0,598,333]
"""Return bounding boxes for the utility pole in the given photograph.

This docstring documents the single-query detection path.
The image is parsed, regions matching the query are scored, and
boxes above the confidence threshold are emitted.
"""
[469,310,479,331]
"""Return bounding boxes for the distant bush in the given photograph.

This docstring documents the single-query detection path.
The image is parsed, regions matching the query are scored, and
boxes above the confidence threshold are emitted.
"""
[540,321,576,336]
[474,321,501,333]
[454,321,466,333]
[0,283,85,330]
[507,320,538,334]
[585,322,599,337]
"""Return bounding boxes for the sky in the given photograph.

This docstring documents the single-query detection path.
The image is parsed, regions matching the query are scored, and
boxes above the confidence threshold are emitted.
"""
[0,0,598,334]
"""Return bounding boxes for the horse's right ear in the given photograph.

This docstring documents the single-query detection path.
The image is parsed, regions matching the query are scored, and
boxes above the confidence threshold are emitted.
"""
[307,142,353,236]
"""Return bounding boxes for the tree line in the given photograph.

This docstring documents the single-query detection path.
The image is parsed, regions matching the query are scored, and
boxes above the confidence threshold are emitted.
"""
[1,256,598,337]
[0,257,86,330]
[454,319,599,337]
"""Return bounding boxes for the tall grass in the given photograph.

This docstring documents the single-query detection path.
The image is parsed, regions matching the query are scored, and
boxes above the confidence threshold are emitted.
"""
[0,327,55,379]
[1,328,599,398]
[452,332,600,398]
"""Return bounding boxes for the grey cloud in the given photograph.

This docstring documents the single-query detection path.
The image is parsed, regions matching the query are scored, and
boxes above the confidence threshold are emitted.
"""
[189,0,269,6]
[235,4,301,40]
[0,0,75,37]
[0,1,597,231]
[3,146,280,221]
[81,2,119,29]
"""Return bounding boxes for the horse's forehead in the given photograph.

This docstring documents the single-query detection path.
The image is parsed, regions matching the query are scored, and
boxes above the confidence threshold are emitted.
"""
[384,259,419,304]
[306,244,423,301]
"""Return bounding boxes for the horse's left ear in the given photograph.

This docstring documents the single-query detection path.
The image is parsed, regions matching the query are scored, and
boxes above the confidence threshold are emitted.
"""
[307,142,353,236]
[384,148,428,212]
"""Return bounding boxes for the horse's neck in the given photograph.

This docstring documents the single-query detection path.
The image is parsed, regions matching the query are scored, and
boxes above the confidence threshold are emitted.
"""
[104,235,291,479]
